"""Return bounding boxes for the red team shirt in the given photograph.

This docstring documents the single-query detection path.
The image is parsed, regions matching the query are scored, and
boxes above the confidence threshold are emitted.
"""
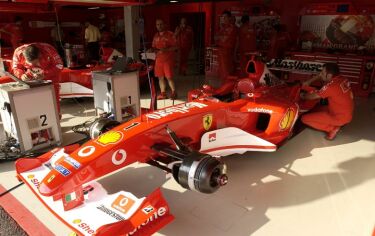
[12,43,63,83]
[217,23,238,49]
[318,76,354,122]
[152,31,177,63]
[238,24,256,52]
[176,26,193,50]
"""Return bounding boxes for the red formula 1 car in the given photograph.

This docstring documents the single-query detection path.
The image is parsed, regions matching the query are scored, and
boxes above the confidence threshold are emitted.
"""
[15,57,318,235]
[0,48,153,98]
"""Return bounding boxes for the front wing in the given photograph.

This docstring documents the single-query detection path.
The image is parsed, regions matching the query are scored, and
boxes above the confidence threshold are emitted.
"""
[17,159,174,236]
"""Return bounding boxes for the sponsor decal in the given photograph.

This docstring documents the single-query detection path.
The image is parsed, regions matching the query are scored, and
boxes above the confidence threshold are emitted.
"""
[146,102,208,120]
[124,122,140,130]
[280,108,295,130]
[96,131,123,146]
[72,219,95,235]
[97,204,125,221]
[247,107,273,114]
[267,59,323,73]
[65,192,77,202]
[27,174,35,179]
[208,133,216,142]
[125,207,167,236]
[29,177,40,188]
[64,156,81,169]
[142,205,155,215]
[111,194,135,214]
[203,114,213,131]
[72,219,82,224]
[111,149,127,166]
[55,165,71,176]
[47,174,55,183]
[340,80,351,93]
[77,146,96,157]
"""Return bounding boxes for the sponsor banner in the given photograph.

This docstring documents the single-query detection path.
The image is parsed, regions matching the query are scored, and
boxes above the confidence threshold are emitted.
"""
[146,102,208,120]
[247,107,274,114]
[300,15,375,50]
[267,59,323,73]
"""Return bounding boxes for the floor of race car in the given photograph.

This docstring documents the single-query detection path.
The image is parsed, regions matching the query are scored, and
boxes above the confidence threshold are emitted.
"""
[0,74,375,236]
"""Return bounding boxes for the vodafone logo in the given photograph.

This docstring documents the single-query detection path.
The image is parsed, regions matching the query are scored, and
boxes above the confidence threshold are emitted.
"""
[112,149,127,165]
[78,146,96,157]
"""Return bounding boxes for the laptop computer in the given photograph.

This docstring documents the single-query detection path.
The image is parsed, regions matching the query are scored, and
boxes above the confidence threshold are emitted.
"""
[97,56,136,74]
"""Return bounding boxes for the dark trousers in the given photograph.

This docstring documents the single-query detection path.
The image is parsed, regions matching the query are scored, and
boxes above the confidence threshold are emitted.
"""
[87,42,100,62]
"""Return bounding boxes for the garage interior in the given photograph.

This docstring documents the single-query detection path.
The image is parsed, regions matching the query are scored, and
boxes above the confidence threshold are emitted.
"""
[0,0,374,236]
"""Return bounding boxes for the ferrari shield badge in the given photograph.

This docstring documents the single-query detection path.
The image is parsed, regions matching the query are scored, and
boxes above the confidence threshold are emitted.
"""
[96,131,123,146]
[203,114,213,131]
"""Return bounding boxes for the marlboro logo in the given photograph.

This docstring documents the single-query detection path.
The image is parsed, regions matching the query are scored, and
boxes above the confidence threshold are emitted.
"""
[208,133,216,142]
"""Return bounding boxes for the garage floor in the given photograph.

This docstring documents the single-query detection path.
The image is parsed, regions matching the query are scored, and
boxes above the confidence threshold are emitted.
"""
[0,74,374,236]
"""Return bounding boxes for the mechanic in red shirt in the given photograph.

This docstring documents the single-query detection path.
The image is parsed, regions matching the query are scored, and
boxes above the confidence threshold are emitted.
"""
[238,15,257,77]
[175,18,193,76]
[0,16,24,50]
[301,63,354,140]
[12,43,64,114]
[150,19,177,100]
[216,11,238,81]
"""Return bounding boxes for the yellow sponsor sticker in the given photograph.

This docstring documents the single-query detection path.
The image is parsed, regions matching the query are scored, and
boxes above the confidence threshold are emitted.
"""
[72,219,81,224]
[280,108,295,130]
[27,174,35,179]
[96,131,123,146]
[47,174,55,183]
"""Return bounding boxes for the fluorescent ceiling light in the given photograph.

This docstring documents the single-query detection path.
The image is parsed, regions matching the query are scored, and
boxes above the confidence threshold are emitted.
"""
[170,0,178,2]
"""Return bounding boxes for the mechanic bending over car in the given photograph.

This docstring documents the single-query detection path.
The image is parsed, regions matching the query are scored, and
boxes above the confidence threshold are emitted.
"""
[12,43,63,115]
[300,62,354,140]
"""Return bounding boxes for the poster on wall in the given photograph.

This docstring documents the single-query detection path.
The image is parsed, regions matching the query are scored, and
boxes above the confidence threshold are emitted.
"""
[300,15,375,51]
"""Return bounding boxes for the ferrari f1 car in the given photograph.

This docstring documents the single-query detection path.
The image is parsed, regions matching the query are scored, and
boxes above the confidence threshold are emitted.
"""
[0,47,153,98]
[15,56,318,235]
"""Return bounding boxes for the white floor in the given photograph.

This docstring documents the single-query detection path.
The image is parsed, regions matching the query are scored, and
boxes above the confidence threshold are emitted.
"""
[0,78,374,236]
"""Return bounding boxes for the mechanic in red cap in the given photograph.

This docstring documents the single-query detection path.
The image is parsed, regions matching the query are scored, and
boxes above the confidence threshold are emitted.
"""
[175,17,193,76]
[150,19,177,100]
[0,16,24,50]
[238,15,256,77]
[216,10,238,81]
[300,62,354,140]
[12,43,63,114]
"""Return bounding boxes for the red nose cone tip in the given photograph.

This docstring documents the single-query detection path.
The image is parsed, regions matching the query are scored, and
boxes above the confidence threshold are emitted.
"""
[219,174,228,186]
[38,182,54,196]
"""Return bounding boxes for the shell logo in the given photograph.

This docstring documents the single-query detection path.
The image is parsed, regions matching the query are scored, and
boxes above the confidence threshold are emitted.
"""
[96,131,123,146]
[280,108,295,130]
[72,219,82,224]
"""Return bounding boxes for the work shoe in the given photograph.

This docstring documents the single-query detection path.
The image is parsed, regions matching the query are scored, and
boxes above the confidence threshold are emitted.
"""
[325,126,341,140]
[157,92,167,100]
[170,91,177,100]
